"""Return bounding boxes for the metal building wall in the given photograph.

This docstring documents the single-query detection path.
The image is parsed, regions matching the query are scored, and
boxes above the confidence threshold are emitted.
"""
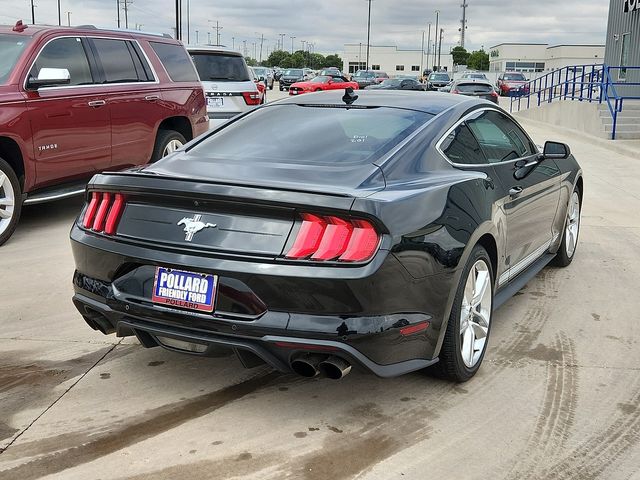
[605,0,640,95]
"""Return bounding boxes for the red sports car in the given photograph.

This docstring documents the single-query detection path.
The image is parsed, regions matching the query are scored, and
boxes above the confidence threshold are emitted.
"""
[289,75,359,95]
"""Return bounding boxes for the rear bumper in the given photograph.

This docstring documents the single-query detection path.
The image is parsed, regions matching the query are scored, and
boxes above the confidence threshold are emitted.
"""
[70,226,453,376]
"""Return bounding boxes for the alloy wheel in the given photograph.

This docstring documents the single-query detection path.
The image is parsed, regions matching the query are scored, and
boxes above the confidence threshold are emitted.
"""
[0,171,16,236]
[459,259,492,368]
[162,139,183,157]
[565,192,580,258]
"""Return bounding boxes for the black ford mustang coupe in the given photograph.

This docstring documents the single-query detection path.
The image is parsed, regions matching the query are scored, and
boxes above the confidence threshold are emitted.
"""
[70,90,582,382]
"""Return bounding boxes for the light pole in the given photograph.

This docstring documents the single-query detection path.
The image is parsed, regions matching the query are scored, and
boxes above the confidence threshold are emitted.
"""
[232,37,235,50]
[290,36,296,54]
[66,11,71,27]
[57,0,61,26]
[195,30,199,44]
[365,0,372,70]
[434,10,439,71]
[426,23,431,71]
[30,0,35,24]
[117,0,120,28]
[420,30,425,76]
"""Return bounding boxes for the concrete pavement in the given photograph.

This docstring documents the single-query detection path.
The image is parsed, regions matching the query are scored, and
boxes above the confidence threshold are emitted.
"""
[1,94,639,479]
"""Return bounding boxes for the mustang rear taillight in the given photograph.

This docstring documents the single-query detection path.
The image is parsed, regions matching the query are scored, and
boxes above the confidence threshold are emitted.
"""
[242,91,261,105]
[286,214,380,262]
[82,191,126,235]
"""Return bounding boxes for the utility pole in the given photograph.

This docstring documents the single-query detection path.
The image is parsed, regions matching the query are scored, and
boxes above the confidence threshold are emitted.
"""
[57,0,61,26]
[420,30,425,76]
[117,0,120,28]
[279,33,286,51]
[122,0,132,30]
[232,37,235,50]
[365,0,372,70]
[258,33,265,63]
[66,11,71,26]
[175,0,181,40]
[209,20,222,45]
[186,0,190,43]
[438,29,444,72]
[434,10,439,71]
[195,30,199,44]
[290,36,296,54]
[426,23,431,72]
[460,0,468,49]
[243,40,247,57]
[29,0,35,24]
[252,42,257,60]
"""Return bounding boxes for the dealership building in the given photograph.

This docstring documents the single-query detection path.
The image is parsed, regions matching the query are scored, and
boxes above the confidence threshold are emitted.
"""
[488,44,605,73]
[342,44,453,75]
[605,0,640,93]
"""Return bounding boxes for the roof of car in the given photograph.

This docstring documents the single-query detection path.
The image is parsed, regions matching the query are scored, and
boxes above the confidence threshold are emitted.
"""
[185,45,243,56]
[272,90,478,115]
[0,23,175,40]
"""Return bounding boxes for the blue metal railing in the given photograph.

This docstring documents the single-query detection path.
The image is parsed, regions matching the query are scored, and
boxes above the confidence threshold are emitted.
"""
[509,64,640,140]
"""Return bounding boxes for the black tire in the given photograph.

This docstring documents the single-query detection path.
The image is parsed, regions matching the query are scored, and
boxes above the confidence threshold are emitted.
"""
[0,158,22,247]
[150,129,186,162]
[433,245,494,382]
[269,83,274,90]
[552,187,581,267]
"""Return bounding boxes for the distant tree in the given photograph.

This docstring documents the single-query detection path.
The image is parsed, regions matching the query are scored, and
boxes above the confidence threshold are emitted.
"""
[323,54,343,69]
[245,57,257,67]
[451,46,469,66]
[266,50,290,67]
[467,50,489,71]
[290,51,307,68]
[308,53,325,70]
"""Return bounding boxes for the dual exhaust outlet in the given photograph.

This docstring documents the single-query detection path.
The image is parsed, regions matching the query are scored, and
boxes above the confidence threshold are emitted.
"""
[290,354,352,380]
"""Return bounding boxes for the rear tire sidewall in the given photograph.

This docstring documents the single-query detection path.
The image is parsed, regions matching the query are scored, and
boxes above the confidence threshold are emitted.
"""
[437,245,494,382]
[0,158,22,246]
[151,130,186,162]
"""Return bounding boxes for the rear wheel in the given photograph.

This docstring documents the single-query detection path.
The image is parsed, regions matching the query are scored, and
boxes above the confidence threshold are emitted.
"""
[552,188,581,267]
[151,129,186,162]
[435,245,493,382]
[0,158,22,246]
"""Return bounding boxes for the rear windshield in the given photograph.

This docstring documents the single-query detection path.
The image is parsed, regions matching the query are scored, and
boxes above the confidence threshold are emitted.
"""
[503,73,526,81]
[456,83,493,93]
[190,52,250,81]
[189,105,433,165]
[354,71,374,78]
[0,34,30,84]
[429,73,449,81]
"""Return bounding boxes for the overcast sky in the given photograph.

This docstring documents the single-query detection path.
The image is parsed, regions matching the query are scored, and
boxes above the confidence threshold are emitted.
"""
[3,0,609,56]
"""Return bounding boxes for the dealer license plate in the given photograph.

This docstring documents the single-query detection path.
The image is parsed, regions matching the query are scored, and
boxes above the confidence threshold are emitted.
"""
[152,267,217,312]
[207,97,223,107]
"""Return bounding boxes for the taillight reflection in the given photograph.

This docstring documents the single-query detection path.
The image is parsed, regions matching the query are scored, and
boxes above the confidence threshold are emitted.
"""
[286,213,380,262]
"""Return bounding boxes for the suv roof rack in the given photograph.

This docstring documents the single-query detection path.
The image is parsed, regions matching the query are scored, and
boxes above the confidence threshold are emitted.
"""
[68,24,172,38]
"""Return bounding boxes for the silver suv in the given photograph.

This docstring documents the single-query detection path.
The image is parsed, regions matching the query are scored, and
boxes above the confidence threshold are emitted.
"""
[187,46,260,126]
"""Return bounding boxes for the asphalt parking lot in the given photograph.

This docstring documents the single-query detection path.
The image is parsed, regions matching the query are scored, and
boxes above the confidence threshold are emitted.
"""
[1,90,640,479]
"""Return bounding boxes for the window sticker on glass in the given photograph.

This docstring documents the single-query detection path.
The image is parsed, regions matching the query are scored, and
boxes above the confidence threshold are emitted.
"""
[351,135,368,143]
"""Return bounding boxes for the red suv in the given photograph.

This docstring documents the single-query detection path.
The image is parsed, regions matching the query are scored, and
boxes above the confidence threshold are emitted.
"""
[0,22,208,245]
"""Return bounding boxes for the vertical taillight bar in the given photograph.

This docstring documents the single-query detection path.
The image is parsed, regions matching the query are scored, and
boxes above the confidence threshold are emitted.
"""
[104,194,126,235]
[82,191,126,236]
[82,192,102,228]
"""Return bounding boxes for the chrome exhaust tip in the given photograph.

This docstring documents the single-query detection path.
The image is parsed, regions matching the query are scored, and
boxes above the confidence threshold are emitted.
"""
[318,356,352,380]
[290,354,326,378]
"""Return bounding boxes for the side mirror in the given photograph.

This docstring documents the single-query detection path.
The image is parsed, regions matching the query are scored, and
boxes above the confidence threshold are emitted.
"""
[543,141,571,159]
[27,68,71,89]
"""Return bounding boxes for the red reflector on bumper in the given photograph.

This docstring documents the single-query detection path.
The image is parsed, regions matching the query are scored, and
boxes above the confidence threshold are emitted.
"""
[399,321,430,336]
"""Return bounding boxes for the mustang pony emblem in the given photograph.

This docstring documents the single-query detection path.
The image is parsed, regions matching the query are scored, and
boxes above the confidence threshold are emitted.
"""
[177,214,217,241]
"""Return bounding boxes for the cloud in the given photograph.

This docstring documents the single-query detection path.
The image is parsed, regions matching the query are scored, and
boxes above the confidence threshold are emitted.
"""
[4,0,609,54]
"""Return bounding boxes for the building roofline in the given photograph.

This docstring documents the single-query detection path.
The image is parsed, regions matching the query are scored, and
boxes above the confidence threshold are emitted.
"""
[546,44,605,49]
[489,43,548,48]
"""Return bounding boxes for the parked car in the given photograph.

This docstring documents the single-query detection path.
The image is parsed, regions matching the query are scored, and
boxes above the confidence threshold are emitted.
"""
[248,67,267,104]
[273,67,283,81]
[70,90,582,382]
[460,72,489,81]
[496,71,530,96]
[319,68,342,77]
[289,75,358,95]
[0,22,207,246]
[187,45,260,125]
[352,69,388,88]
[252,66,274,90]
[448,80,499,103]
[279,68,306,90]
[426,72,451,90]
[438,82,453,93]
[365,78,426,91]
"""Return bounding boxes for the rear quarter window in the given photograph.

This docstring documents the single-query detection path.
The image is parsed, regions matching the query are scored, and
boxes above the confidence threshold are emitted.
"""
[150,42,198,82]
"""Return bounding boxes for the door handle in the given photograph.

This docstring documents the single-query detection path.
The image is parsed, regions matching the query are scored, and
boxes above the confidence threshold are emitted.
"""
[509,186,523,198]
[144,95,160,101]
[87,100,106,107]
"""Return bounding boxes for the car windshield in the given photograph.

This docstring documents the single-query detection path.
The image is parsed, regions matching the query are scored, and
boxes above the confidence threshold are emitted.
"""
[188,105,434,166]
[429,73,449,81]
[504,73,526,81]
[311,76,331,83]
[380,79,401,87]
[0,34,30,84]
[284,69,303,76]
[354,71,374,78]
[455,83,493,93]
